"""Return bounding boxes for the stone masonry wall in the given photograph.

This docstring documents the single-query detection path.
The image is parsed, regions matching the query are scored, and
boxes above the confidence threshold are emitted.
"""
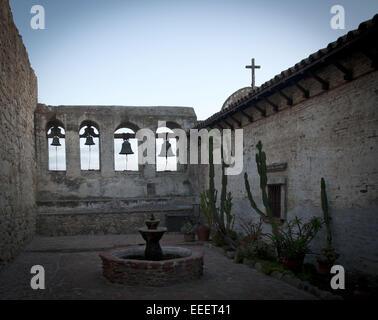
[36,206,193,236]
[200,55,378,274]
[34,105,199,235]
[35,105,197,204]
[0,0,38,266]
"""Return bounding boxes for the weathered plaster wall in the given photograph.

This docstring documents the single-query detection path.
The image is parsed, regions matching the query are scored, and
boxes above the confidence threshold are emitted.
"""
[0,0,38,266]
[35,105,199,235]
[201,56,378,274]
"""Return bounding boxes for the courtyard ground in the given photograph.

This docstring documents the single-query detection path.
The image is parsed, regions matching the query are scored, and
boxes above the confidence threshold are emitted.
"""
[0,234,316,300]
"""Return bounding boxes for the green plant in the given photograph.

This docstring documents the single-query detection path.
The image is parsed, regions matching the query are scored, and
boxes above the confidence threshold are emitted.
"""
[217,160,236,235]
[244,240,276,261]
[244,141,279,252]
[181,221,195,234]
[200,189,216,227]
[321,178,331,246]
[199,136,218,229]
[316,246,340,263]
[234,247,245,264]
[212,232,226,247]
[267,216,323,260]
[223,190,235,234]
[202,136,236,248]
[317,178,340,264]
[244,141,274,224]
[251,258,295,276]
[202,136,224,232]
[240,216,263,242]
[260,260,289,276]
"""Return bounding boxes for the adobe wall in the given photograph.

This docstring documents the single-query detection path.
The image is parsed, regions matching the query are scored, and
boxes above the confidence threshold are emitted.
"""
[200,54,378,274]
[0,0,38,266]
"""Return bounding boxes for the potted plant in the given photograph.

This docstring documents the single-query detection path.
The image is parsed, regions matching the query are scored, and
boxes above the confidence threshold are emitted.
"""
[239,216,263,247]
[269,216,323,273]
[316,245,340,275]
[316,178,340,275]
[181,221,196,242]
[278,237,307,274]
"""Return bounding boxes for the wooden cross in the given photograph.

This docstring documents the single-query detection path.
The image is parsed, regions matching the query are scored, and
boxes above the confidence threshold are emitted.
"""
[245,58,260,89]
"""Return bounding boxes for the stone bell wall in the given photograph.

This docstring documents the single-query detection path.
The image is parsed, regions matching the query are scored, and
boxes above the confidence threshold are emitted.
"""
[0,0,38,267]
[34,105,200,235]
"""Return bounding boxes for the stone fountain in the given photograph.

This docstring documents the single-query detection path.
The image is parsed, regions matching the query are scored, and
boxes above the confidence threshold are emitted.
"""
[139,214,166,261]
[99,214,204,286]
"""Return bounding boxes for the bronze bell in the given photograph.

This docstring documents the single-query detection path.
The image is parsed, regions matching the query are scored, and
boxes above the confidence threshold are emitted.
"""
[51,136,61,146]
[85,136,95,146]
[119,139,134,155]
[158,140,175,157]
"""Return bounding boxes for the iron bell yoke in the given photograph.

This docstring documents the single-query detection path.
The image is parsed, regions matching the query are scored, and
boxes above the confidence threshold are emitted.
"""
[83,126,97,138]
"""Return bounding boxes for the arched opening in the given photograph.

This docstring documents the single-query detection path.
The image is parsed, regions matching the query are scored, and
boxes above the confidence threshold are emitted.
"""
[156,126,177,172]
[114,125,138,171]
[46,121,66,171]
[79,121,100,171]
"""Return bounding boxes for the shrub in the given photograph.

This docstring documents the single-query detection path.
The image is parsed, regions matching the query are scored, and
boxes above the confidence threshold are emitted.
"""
[239,216,263,243]
[267,216,323,260]
[212,232,226,247]
[316,245,340,264]
[234,247,245,264]
[243,240,276,261]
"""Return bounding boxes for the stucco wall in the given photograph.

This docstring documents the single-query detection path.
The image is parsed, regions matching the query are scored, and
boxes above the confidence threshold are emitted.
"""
[0,0,38,266]
[201,58,378,274]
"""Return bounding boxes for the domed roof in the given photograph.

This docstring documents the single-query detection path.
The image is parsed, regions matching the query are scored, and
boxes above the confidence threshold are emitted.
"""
[221,87,253,111]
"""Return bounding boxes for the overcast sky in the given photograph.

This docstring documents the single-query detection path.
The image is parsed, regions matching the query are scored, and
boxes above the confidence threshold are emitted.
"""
[10,0,378,120]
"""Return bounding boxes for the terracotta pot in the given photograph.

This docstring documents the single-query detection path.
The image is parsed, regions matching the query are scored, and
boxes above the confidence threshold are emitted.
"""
[317,261,334,275]
[281,254,305,273]
[197,225,211,241]
[184,233,195,242]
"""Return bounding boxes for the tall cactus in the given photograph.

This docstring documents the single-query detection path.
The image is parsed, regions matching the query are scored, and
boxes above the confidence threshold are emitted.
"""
[208,137,218,224]
[218,161,227,232]
[321,177,332,246]
[244,141,274,224]
[220,161,235,234]
[200,136,235,243]
[201,136,224,230]
[244,141,279,255]
[318,177,339,263]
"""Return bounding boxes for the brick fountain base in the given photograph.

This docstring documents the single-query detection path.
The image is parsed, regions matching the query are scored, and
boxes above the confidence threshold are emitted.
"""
[100,246,204,286]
